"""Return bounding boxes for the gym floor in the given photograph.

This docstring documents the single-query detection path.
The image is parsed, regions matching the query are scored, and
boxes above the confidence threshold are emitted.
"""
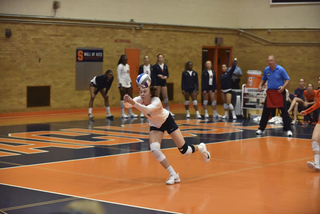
[0,106,319,214]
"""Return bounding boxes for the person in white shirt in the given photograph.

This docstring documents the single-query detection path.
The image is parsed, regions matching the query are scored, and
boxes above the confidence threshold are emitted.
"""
[123,77,211,185]
[117,55,137,118]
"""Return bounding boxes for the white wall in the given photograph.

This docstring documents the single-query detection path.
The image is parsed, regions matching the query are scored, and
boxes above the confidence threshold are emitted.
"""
[0,0,319,28]
[239,0,320,28]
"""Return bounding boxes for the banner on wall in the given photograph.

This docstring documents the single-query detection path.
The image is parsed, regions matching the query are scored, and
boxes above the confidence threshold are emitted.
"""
[76,49,103,62]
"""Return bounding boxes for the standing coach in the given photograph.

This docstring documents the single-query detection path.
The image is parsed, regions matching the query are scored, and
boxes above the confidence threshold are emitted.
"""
[256,55,293,137]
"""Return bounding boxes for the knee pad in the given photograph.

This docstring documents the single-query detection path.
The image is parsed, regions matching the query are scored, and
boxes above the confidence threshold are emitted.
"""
[184,100,189,106]
[150,142,166,162]
[312,141,320,151]
[223,103,228,109]
[203,100,208,105]
[192,100,198,106]
[178,143,195,156]
[229,104,234,111]
[211,100,216,106]
[164,98,169,104]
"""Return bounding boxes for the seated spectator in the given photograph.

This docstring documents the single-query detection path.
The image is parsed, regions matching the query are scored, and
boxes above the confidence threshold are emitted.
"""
[287,79,306,124]
[302,83,316,124]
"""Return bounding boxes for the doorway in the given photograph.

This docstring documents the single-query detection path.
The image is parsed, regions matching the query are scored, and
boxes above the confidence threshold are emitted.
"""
[202,47,232,104]
[125,48,140,94]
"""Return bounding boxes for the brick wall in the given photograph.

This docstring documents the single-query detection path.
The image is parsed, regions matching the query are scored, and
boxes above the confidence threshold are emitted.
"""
[0,19,319,113]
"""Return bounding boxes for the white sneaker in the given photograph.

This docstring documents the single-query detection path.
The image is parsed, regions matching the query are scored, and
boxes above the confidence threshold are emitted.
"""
[256,129,265,135]
[88,114,94,119]
[186,113,190,119]
[166,173,181,185]
[196,114,202,119]
[170,112,175,117]
[204,113,209,118]
[140,112,144,118]
[199,142,211,162]
[307,161,320,172]
[213,113,222,118]
[106,113,113,118]
[121,114,128,119]
[128,113,138,118]
[287,130,293,137]
[291,120,297,125]
[232,115,237,120]
[222,115,228,119]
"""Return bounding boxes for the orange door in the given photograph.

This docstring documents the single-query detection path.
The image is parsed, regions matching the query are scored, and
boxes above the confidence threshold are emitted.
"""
[125,49,140,94]
[202,47,232,104]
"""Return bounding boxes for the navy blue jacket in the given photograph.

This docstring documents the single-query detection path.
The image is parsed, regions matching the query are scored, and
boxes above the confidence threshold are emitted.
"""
[181,70,199,91]
[94,74,114,95]
[294,87,305,100]
[139,64,157,86]
[202,69,217,92]
[220,60,237,90]
[153,63,169,86]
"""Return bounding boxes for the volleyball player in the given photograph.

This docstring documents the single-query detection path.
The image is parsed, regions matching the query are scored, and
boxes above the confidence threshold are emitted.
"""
[181,61,201,119]
[301,89,320,172]
[117,55,137,118]
[153,54,174,116]
[123,74,211,184]
[88,70,114,119]
[138,55,156,118]
[220,59,237,120]
[201,60,221,118]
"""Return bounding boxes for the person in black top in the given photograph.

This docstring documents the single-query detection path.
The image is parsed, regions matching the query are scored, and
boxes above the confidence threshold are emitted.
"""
[138,55,156,117]
[201,60,221,118]
[88,70,114,119]
[287,79,306,124]
[220,59,237,120]
[153,54,174,116]
[139,55,157,86]
[181,61,201,119]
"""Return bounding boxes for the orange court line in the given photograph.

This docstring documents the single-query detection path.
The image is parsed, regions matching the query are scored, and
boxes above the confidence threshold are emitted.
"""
[0,137,88,154]
[9,131,141,146]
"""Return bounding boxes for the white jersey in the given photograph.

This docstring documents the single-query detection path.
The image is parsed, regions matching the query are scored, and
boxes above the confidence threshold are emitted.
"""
[117,64,131,88]
[143,64,151,77]
[124,96,169,128]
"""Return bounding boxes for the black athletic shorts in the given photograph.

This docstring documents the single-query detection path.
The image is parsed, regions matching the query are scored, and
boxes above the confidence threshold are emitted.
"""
[156,79,167,87]
[184,89,197,94]
[150,114,178,134]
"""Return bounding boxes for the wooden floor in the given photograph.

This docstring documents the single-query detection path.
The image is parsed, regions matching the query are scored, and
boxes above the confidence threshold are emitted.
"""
[0,106,319,214]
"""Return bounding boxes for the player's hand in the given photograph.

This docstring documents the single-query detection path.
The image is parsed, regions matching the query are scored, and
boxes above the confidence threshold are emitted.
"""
[215,90,217,93]
[123,94,135,105]
[300,111,306,116]
[182,90,186,95]
[163,76,168,80]
[304,102,308,107]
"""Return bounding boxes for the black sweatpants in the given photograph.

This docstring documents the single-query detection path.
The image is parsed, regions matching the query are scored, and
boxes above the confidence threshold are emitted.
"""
[258,90,292,131]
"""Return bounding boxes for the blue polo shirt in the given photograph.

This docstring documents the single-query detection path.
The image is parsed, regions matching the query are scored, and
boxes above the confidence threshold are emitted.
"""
[262,65,290,90]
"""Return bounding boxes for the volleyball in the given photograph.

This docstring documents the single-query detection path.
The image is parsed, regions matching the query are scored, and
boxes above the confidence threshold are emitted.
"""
[136,73,151,88]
